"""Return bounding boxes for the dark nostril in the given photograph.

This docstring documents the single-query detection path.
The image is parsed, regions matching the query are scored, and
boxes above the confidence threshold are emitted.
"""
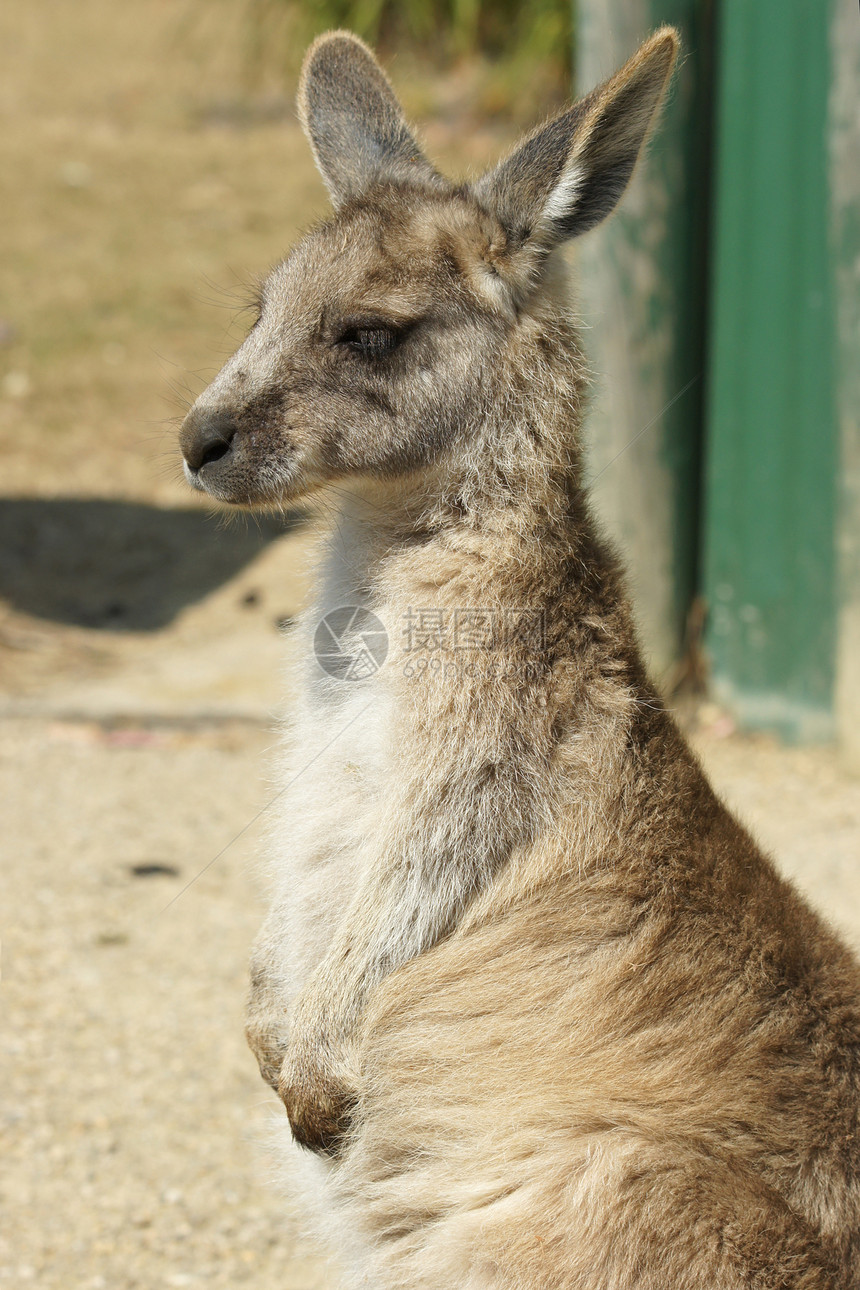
[181,409,239,473]
[198,432,235,470]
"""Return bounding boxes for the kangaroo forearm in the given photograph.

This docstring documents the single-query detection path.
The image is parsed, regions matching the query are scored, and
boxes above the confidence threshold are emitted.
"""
[247,751,530,1078]
[310,857,477,1029]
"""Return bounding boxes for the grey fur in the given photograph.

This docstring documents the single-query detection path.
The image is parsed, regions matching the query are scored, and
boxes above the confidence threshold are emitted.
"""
[472,29,676,245]
[298,32,444,206]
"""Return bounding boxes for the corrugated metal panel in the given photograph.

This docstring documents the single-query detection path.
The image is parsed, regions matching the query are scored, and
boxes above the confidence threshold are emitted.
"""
[702,0,837,739]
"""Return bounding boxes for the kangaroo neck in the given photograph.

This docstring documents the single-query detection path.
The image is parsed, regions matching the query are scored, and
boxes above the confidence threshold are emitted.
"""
[316,455,630,654]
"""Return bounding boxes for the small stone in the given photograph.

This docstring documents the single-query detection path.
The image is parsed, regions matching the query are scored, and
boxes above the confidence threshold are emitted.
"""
[95,930,128,947]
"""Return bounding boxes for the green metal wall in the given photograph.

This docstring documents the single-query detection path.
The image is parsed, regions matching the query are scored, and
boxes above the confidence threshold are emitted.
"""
[701,0,838,739]
[575,0,847,745]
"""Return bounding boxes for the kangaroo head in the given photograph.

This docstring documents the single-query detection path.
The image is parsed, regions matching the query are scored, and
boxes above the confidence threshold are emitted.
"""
[180,29,677,507]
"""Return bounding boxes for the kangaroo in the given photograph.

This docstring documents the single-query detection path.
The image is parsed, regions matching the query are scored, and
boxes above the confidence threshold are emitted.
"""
[179,28,860,1289]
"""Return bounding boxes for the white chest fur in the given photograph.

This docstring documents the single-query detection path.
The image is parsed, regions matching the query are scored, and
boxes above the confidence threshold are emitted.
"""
[268,506,396,999]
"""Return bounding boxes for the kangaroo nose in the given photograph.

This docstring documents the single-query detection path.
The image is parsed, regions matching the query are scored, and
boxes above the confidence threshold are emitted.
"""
[181,407,238,474]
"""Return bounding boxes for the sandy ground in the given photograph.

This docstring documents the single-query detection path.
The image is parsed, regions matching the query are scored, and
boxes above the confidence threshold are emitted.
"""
[2,2,860,1286]
[2,713,331,1290]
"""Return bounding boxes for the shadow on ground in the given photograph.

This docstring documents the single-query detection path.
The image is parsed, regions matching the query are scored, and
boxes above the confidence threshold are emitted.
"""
[0,498,302,631]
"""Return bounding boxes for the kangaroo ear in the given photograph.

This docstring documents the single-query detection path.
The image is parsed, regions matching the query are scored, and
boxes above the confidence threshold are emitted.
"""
[473,28,678,249]
[298,31,443,207]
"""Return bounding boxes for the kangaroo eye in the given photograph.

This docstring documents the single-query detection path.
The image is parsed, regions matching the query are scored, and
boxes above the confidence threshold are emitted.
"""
[337,324,402,358]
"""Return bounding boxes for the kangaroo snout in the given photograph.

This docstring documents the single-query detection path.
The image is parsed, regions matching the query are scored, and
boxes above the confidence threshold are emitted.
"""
[180,404,238,489]
[180,385,299,506]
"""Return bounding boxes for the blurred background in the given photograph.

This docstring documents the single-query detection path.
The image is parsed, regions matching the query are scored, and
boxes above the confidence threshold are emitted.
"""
[2,2,858,1288]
